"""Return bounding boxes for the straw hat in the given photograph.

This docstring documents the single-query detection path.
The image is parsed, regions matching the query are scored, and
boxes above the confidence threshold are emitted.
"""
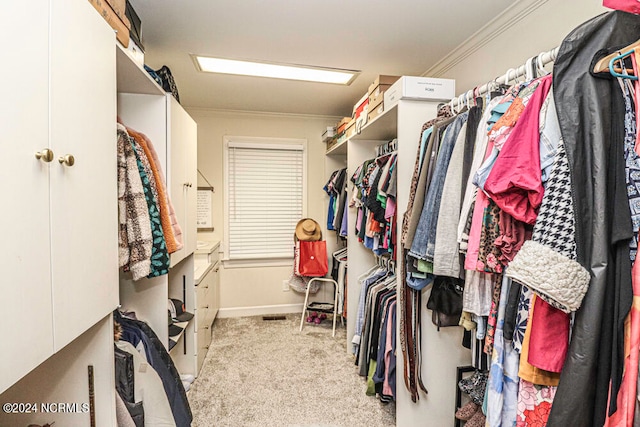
[294,218,322,241]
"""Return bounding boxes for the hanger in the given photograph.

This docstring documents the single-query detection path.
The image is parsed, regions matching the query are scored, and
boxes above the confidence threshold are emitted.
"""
[608,50,639,80]
[593,39,640,74]
[535,51,550,76]
[525,57,535,81]
[453,94,463,114]
[502,68,516,86]
[333,247,347,259]
[473,86,481,106]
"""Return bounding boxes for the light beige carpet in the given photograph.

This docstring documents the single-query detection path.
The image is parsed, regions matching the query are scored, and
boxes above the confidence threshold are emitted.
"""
[188,314,396,427]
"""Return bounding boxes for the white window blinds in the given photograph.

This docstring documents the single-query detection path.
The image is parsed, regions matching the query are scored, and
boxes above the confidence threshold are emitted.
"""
[226,140,304,260]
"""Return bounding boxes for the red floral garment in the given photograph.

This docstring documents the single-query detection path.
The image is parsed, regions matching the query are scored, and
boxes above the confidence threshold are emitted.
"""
[516,378,556,427]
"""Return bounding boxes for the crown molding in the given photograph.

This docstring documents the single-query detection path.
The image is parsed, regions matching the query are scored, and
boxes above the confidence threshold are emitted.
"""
[422,0,550,78]
[185,106,342,122]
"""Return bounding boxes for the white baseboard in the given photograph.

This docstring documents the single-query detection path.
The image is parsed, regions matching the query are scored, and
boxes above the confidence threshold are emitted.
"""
[217,303,304,319]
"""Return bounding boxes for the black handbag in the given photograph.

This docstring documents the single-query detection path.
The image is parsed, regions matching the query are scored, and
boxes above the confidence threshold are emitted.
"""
[155,65,181,103]
[427,276,464,329]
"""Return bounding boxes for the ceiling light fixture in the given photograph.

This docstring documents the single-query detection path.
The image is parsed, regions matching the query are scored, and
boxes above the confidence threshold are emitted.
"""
[192,55,359,85]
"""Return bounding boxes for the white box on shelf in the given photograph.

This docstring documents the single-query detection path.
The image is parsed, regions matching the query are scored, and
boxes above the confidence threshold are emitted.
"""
[126,38,145,68]
[384,76,455,109]
[322,126,336,142]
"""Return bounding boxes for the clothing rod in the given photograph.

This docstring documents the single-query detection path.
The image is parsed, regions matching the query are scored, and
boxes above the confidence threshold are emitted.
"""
[449,46,559,110]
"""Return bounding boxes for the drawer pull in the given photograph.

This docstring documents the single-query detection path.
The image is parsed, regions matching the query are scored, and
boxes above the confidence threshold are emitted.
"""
[204,345,210,349]
[204,325,210,329]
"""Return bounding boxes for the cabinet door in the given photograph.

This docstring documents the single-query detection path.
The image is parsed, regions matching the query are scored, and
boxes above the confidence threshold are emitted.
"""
[184,110,198,256]
[0,0,54,394]
[168,96,197,266]
[49,0,118,351]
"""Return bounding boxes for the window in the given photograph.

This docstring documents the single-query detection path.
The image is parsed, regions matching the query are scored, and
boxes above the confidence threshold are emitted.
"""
[224,137,306,262]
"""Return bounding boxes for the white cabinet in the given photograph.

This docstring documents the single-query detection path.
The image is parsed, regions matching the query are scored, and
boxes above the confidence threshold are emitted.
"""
[117,50,199,378]
[2,0,53,396]
[194,242,220,374]
[168,96,198,266]
[49,0,119,352]
[0,0,118,394]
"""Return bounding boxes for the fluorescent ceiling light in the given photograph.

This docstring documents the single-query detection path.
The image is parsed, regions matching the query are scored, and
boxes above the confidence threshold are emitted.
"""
[193,55,358,85]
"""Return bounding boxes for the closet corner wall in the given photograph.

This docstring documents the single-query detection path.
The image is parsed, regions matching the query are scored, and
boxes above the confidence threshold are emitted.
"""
[330,97,472,426]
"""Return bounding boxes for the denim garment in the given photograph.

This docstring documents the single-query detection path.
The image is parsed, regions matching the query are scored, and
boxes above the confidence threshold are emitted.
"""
[326,193,336,230]
[352,269,388,354]
[364,235,374,250]
[409,112,468,262]
[405,117,456,247]
[406,271,432,290]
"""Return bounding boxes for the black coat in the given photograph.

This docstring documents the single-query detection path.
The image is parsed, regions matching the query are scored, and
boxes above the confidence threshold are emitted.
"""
[550,10,640,426]
[116,312,193,427]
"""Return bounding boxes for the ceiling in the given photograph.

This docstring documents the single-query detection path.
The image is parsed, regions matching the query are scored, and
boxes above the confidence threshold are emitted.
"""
[129,0,516,117]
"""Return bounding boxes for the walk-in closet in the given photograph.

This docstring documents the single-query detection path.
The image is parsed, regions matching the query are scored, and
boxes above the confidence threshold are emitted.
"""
[4,0,640,426]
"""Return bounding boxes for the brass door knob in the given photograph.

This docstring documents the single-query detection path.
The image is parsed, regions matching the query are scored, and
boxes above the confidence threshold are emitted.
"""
[35,149,54,163]
[58,154,75,167]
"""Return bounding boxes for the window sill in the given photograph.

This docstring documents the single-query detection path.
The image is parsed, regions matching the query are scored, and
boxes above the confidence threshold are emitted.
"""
[222,258,293,269]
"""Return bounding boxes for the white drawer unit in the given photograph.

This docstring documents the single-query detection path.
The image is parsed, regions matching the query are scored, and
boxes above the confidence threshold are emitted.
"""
[193,240,220,375]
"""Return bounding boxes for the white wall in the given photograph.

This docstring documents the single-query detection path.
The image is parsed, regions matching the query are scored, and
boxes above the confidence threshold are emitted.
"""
[188,108,340,313]
[426,0,608,95]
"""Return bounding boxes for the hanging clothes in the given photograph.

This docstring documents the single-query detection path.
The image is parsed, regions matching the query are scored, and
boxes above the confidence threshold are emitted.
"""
[432,121,468,279]
[130,135,170,278]
[117,124,153,280]
[116,311,193,427]
[127,128,180,254]
[115,340,176,427]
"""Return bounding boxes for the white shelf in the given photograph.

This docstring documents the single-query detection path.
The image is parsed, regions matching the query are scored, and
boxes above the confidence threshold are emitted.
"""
[326,139,347,156]
[116,43,165,95]
[352,104,398,141]
[325,104,399,156]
